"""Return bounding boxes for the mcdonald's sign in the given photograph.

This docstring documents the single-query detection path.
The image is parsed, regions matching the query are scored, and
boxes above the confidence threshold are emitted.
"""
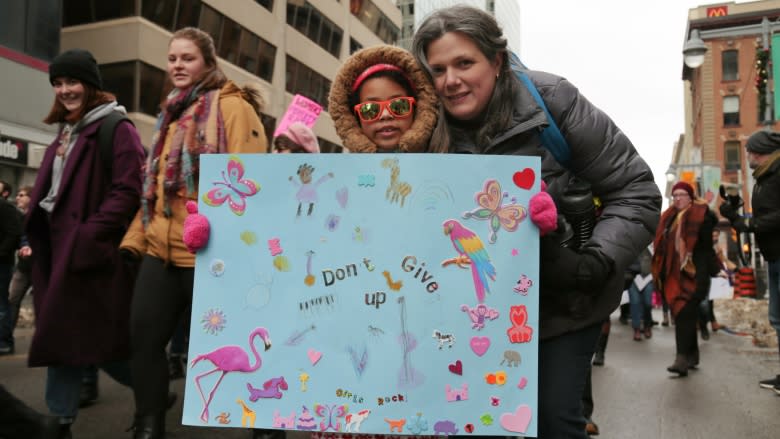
[707,6,728,17]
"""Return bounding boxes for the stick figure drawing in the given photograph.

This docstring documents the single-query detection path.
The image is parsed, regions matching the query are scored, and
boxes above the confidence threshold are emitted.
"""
[289,163,334,216]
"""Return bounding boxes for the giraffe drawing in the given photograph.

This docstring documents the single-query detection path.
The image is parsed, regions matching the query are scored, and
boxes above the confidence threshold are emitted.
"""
[381,158,412,207]
[237,399,256,428]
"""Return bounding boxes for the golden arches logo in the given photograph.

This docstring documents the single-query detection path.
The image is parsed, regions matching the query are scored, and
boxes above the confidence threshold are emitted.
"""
[707,6,728,17]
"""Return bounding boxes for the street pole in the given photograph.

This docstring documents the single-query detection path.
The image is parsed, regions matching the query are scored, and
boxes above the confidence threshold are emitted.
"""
[762,17,773,124]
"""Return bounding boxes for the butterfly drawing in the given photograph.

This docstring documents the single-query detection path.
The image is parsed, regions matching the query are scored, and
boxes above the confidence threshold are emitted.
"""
[462,179,526,244]
[313,403,348,432]
[202,155,260,216]
[346,345,368,377]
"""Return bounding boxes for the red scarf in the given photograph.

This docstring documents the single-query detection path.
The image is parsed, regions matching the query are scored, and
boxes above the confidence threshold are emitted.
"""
[651,201,708,317]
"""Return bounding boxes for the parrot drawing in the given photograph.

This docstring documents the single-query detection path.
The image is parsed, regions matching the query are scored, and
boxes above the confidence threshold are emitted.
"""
[442,219,496,303]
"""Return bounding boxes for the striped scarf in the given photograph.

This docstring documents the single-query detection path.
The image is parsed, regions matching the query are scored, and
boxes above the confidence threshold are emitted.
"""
[142,86,226,225]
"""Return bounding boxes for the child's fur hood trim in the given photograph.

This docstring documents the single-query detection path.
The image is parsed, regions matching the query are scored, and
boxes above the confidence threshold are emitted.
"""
[328,45,438,153]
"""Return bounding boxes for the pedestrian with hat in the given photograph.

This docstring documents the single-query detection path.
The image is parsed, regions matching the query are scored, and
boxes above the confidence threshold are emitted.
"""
[652,181,718,377]
[719,129,780,395]
[24,48,146,437]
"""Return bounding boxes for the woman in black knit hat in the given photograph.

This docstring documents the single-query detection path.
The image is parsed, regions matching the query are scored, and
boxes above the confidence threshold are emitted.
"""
[24,48,146,438]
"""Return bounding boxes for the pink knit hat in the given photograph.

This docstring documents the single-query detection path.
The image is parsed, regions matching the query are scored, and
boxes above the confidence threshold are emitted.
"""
[284,122,320,153]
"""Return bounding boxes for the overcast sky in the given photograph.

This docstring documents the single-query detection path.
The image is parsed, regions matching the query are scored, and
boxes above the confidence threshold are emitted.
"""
[518,0,711,200]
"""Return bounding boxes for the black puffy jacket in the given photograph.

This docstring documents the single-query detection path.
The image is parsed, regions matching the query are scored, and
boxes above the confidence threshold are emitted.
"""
[750,156,780,262]
[448,70,662,339]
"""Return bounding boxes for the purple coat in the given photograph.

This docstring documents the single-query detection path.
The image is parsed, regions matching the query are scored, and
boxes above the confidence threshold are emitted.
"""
[25,115,145,367]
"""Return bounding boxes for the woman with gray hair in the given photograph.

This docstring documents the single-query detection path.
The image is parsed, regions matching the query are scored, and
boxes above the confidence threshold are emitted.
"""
[412,5,661,438]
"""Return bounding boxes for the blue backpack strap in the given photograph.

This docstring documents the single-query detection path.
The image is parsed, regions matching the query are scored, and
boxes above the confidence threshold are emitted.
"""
[509,53,571,167]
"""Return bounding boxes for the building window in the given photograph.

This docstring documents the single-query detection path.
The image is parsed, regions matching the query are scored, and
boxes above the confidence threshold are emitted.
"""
[63,0,135,26]
[724,141,741,172]
[195,4,275,82]
[2,0,61,60]
[142,0,203,31]
[350,0,399,44]
[286,1,343,57]
[723,95,740,126]
[350,38,363,54]
[100,61,167,117]
[218,17,242,64]
[255,0,273,12]
[722,50,738,81]
[101,61,137,114]
[286,56,331,111]
[139,63,167,116]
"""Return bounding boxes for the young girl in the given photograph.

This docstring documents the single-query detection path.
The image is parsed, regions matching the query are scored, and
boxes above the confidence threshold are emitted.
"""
[120,27,268,439]
[328,45,441,153]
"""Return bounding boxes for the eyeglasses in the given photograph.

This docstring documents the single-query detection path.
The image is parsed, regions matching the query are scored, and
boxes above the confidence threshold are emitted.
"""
[16,193,28,198]
[353,97,415,122]
[671,193,691,199]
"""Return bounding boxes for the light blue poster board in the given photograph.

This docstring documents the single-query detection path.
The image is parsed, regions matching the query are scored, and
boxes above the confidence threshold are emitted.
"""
[184,154,541,437]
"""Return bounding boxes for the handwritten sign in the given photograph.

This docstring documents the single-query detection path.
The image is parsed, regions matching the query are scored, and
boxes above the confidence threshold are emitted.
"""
[184,154,541,437]
[273,94,323,138]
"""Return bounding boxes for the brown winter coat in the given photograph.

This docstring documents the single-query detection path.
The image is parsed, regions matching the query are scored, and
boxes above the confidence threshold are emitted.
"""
[120,81,268,267]
[328,45,438,153]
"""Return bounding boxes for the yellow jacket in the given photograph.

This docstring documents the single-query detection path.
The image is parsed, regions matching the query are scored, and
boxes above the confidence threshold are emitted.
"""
[121,81,267,266]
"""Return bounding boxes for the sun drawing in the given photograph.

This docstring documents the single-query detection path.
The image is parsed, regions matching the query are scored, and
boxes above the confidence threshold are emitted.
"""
[201,309,227,335]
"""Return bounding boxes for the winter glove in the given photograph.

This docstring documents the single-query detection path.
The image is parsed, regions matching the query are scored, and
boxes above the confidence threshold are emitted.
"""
[540,238,613,292]
[718,203,750,233]
[718,202,739,222]
[529,181,558,236]
[183,201,210,254]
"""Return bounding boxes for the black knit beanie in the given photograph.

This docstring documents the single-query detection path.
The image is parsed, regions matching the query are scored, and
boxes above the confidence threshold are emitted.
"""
[49,49,103,90]
[745,130,780,154]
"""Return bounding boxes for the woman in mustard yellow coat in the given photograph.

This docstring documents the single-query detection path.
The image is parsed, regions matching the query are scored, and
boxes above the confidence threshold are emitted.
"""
[120,27,267,439]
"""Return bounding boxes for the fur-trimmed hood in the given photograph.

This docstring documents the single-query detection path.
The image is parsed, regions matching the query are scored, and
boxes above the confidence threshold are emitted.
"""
[328,45,438,153]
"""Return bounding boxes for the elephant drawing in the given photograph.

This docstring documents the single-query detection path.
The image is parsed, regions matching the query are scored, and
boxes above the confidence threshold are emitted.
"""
[500,350,521,367]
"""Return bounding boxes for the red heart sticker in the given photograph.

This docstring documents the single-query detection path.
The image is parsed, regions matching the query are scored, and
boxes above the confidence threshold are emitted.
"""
[512,168,536,190]
[448,360,463,375]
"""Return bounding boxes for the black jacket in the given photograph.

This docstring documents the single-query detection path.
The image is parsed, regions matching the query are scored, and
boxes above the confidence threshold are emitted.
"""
[448,70,662,339]
[751,156,780,262]
[0,199,22,264]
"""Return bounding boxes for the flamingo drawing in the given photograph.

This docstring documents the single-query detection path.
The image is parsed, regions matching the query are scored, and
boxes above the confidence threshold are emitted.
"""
[191,327,272,423]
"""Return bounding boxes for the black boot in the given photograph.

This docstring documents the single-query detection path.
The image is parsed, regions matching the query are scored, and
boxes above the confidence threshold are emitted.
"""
[687,350,700,369]
[132,413,165,439]
[0,385,62,439]
[57,422,73,439]
[667,354,689,377]
[591,324,610,366]
[79,379,98,408]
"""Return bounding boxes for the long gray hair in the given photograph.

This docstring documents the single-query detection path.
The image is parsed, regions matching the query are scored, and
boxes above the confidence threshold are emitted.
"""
[412,5,519,152]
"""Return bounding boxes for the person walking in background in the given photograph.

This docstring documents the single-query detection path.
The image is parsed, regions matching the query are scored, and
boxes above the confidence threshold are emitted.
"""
[120,27,268,439]
[0,186,33,356]
[25,48,145,438]
[0,180,23,356]
[272,122,321,154]
[652,181,718,377]
[719,129,780,395]
[411,6,661,438]
[628,246,655,341]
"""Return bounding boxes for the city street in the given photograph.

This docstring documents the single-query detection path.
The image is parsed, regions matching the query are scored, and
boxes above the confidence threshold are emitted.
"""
[1,306,778,438]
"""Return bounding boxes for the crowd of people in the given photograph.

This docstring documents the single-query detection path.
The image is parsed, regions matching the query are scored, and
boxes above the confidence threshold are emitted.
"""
[0,4,778,439]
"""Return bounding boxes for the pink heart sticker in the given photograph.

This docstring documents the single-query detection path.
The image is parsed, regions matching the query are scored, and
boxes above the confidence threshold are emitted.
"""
[469,336,491,357]
[500,404,533,433]
[307,349,322,365]
[512,168,535,190]
[448,360,463,375]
